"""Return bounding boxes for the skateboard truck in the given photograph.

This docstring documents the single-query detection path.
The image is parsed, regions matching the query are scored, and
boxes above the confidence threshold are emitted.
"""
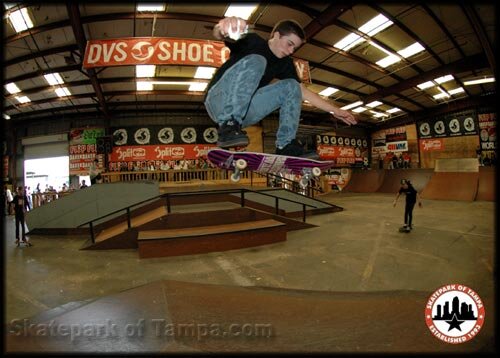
[230,158,248,183]
[299,167,322,189]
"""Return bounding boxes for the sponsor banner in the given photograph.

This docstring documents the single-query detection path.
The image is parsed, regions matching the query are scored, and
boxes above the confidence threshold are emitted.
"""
[3,155,9,180]
[385,141,408,152]
[325,168,351,191]
[111,126,218,146]
[420,138,444,152]
[417,111,478,139]
[69,128,105,175]
[478,113,496,151]
[385,126,407,142]
[109,144,216,162]
[83,37,311,83]
[317,144,365,167]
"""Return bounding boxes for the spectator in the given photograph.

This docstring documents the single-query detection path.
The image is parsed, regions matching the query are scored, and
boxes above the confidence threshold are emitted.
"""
[403,152,411,169]
[5,185,14,215]
[89,158,101,185]
[80,180,88,189]
[13,186,32,246]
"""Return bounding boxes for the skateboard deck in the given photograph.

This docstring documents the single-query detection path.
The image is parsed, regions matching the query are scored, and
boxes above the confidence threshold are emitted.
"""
[398,226,411,233]
[207,148,335,188]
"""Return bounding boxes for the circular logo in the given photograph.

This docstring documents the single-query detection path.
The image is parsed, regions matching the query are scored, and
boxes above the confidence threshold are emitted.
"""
[357,139,362,147]
[425,284,485,344]
[322,136,329,144]
[434,120,445,135]
[464,117,475,132]
[181,127,197,143]
[113,129,127,146]
[316,135,322,144]
[158,127,174,144]
[134,128,150,145]
[420,122,430,136]
[203,127,218,143]
[330,136,337,145]
[131,41,155,62]
[337,137,344,145]
[362,139,368,147]
[449,119,460,133]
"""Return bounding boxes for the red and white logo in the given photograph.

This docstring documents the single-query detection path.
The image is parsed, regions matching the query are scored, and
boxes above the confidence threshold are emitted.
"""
[425,284,485,344]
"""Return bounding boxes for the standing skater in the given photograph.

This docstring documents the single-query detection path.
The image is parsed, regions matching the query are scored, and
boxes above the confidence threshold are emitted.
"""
[393,179,422,232]
[13,186,32,246]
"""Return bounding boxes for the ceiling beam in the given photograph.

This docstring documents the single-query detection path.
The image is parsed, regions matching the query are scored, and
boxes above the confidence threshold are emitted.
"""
[462,4,495,72]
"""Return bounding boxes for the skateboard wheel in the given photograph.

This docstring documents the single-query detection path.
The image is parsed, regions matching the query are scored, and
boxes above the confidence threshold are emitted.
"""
[230,173,241,183]
[235,159,247,170]
[311,167,322,177]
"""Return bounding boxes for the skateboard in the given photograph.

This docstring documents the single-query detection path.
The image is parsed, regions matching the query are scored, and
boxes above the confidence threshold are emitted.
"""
[207,148,335,189]
[16,239,33,247]
[398,226,411,233]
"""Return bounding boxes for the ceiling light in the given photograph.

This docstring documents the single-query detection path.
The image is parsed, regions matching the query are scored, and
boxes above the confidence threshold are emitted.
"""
[189,83,208,91]
[433,93,450,100]
[136,65,156,78]
[224,4,258,20]
[417,81,435,90]
[359,14,393,36]
[341,101,363,110]
[194,67,216,79]
[447,87,465,95]
[44,73,64,85]
[15,96,31,104]
[334,33,364,51]
[463,77,495,85]
[136,81,153,91]
[366,100,383,108]
[368,41,393,56]
[318,87,338,97]
[55,87,71,97]
[136,3,166,12]
[5,82,21,94]
[370,110,388,118]
[398,42,425,58]
[352,107,367,113]
[434,74,454,84]
[386,107,401,114]
[8,7,34,33]
[4,113,11,120]
[376,54,400,68]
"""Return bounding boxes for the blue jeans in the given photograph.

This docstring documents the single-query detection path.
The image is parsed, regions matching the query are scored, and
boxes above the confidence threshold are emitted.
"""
[204,54,302,148]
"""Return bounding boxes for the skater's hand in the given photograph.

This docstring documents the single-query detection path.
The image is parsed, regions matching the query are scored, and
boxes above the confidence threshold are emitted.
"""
[330,108,357,125]
[216,17,248,40]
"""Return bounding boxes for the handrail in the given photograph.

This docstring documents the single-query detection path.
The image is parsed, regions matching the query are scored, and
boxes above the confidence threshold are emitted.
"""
[79,187,321,244]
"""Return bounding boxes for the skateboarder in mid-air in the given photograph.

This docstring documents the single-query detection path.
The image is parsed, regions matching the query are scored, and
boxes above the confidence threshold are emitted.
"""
[204,16,356,158]
[393,179,423,232]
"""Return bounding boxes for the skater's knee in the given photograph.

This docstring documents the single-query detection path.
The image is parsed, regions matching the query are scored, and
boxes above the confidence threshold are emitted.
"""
[281,79,301,97]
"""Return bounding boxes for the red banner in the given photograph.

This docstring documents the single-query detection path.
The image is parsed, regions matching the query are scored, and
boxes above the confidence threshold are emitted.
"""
[83,37,311,83]
[419,139,444,151]
[317,145,356,159]
[3,155,8,180]
[109,144,216,162]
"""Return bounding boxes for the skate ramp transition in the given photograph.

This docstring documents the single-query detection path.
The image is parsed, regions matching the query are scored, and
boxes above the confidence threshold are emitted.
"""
[25,181,160,233]
[342,169,385,192]
[5,280,493,353]
[376,169,434,193]
[476,166,495,201]
[421,158,479,201]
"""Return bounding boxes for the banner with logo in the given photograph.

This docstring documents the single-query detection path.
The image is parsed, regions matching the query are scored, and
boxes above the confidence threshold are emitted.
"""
[83,37,311,83]
[69,128,105,175]
[478,113,496,151]
[3,155,9,181]
[109,144,215,162]
[316,134,368,167]
[420,138,444,152]
[111,126,218,146]
[417,111,478,139]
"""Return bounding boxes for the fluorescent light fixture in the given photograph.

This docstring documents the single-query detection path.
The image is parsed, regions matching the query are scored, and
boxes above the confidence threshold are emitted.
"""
[359,14,393,36]
[4,113,11,120]
[434,74,454,84]
[136,65,156,78]
[448,87,465,95]
[433,93,450,100]
[194,67,216,79]
[4,3,17,9]
[341,101,363,110]
[5,82,21,94]
[376,54,400,68]
[386,107,401,114]
[398,42,425,58]
[136,81,153,91]
[189,82,208,91]
[334,33,364,51]
[370,110,388,118]
[8,7,34,33]
[417,81,435,90]
[224,4,258,20]
[44,73,64,85]
[55,87,71,97]
[318,87,338,97]
[366,100,383,108]
[368,41,393,56]
[15,96,31,104]
[136,3,166,12]
[463,77,495,85]
[352,106,367,113]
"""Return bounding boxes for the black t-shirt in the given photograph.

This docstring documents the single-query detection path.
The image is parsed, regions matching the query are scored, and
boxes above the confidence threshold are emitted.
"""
[13,194,29,214]
[206,33,300,96]
[399,185,417,203]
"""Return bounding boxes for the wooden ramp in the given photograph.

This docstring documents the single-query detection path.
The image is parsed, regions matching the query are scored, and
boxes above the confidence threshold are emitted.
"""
[376,169,434,193]
[343,169,385,192]
[138,219,286,258]
[421,172,479,201]
[476,166,495,201]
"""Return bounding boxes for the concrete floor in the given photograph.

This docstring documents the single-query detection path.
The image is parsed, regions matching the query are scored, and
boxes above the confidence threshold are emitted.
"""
[5,190,495,324]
